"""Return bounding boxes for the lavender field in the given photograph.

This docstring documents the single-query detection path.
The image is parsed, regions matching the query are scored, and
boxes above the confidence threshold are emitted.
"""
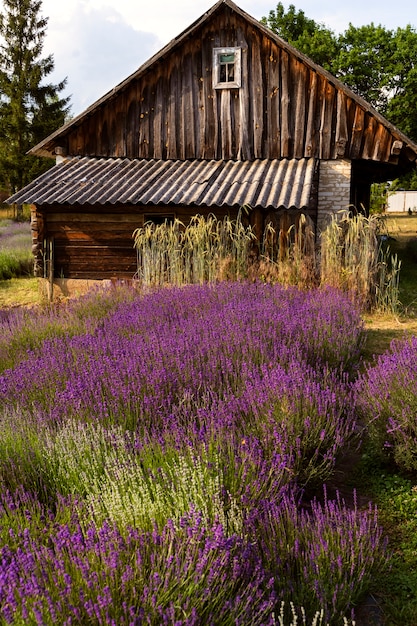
[0,282,398,625]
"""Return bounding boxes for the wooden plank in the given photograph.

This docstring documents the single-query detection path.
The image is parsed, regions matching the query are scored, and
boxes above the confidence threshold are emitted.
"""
[334,90,349,158]
[153,76,164,159]
[180,52,194,158]
[304,70,317,157]
[191,40,203,159]
[46,213,142,224]
[372,123,391,162]
[293,57,307,158]
[51,231,137,243]
[197,76,206,159]
[237,38,251,159]
[138,84,150,158]
[166,61,178,159]
[280,49,291,156]
[201,33,217,159]
[220,89,233,158]
[266,41,280,159]
[362,115,377,159]
[319,81,335,159]
[116,92,127,157]
[56,245,136,257]
[349,107,365,159]
[126,95,139,157]
[251,34,263,158]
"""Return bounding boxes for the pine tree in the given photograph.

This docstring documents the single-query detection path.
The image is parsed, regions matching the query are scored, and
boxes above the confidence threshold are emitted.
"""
[0,0,71,200]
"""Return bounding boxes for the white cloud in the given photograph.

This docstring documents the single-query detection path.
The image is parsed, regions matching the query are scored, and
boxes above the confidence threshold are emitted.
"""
[42,2,159,115]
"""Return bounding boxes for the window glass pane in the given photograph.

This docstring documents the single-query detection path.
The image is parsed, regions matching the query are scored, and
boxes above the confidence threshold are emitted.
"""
[219,53,235,63]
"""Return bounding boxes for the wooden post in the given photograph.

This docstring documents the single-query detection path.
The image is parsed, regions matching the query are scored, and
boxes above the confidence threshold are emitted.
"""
[45,237,54,302]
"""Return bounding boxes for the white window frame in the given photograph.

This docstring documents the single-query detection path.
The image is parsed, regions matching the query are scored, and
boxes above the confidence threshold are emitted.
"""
[213,47,242,89]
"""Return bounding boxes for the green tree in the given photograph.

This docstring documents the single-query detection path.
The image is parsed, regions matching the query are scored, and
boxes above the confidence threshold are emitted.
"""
[318,22,417,186]
[389,170,417,191]
[261,3,341,72]
[335,24,396,111]
[370,182,390,214]
[385,25,417,144]
[0,0,70,198]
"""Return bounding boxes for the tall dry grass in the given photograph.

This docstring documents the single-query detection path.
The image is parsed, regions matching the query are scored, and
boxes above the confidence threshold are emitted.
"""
[319,212,401,312]
[133,213,256,286]
[133,211,400,312]
[255,213,317,287]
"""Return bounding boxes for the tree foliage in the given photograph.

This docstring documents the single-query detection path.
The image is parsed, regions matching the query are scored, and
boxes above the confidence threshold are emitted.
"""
[385,26,417,142]
[0,0,71,196]
[335,24,396,111]
[261,4,341,72]
[263,3,417,189]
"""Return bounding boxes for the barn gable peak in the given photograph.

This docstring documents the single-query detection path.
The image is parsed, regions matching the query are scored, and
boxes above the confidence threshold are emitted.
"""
[29,0,417,175]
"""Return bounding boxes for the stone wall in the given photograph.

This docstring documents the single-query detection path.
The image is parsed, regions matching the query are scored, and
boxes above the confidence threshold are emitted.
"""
[317,160,351,232]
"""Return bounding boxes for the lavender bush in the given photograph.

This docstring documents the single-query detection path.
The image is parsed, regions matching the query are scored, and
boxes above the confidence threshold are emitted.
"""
[249,487,387,624]
[0,282,386,623]
[356,335,417,472]
[0,506,276,625]
[0,283,363,422]
[0,283,139,373]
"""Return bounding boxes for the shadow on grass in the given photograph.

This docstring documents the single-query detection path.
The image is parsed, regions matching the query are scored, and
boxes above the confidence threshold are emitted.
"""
[361,322,417,364]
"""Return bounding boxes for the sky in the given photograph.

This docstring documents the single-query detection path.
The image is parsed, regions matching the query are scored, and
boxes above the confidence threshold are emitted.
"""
[30,0,417,116]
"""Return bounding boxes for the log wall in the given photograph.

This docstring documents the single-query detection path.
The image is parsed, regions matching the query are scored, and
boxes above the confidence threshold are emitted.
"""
[38,204,243,279]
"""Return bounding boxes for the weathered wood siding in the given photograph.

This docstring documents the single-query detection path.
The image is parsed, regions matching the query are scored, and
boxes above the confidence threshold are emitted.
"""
[64,8,399,166]
[36,204,243,279]
[45,209,138,279]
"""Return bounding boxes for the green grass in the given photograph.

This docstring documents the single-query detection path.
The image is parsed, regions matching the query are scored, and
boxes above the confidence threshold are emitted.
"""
[379,214,417,314]
[350,464,417,626]
[0,277,43,308]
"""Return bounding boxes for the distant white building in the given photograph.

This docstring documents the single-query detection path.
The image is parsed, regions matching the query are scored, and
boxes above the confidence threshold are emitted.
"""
[387,190,417,213]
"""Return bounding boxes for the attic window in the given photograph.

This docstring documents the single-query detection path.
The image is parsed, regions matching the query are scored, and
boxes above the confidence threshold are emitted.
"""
[213,47,241,89]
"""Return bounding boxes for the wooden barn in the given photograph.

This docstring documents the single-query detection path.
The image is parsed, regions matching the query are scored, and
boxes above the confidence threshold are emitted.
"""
[7,0,417,282]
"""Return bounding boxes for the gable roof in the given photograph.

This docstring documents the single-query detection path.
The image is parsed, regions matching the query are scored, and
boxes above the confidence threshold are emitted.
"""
[30,0,417,163]
[6,157,316,210]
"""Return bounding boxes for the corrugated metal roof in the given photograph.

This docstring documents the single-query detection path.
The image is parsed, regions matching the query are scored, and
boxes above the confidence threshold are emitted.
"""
[6,157,317,210]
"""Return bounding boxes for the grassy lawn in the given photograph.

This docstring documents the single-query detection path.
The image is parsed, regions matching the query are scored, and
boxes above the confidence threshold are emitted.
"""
[0,276,43,308]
